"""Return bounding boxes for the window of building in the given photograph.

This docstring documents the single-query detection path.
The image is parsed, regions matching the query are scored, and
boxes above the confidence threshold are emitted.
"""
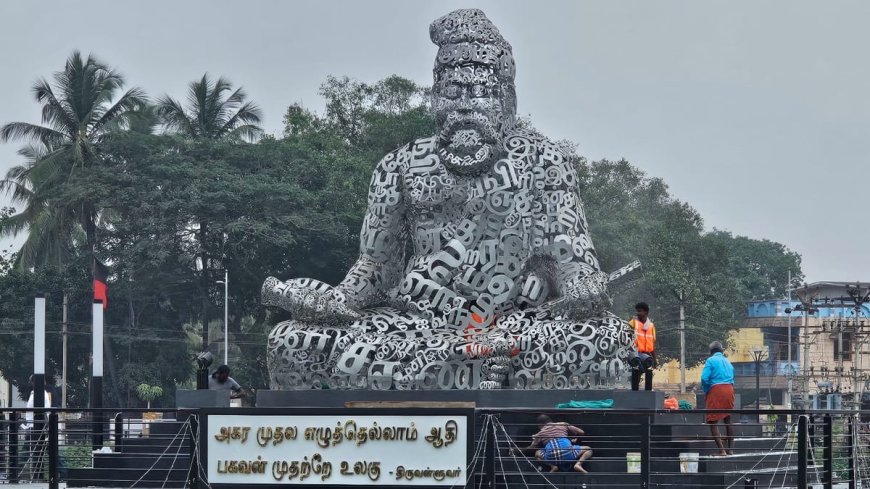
[832,332,852,361]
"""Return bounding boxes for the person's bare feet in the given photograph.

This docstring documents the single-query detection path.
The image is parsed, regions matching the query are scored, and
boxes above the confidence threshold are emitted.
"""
[717,451,728,456]
[548,466,559,473]
[726,450,734,455]
[573,462,587,473]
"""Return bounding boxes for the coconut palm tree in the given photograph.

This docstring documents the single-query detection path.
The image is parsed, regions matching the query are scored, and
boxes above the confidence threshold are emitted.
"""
[0,51,147,258]
[156,73,262,141]
[0,142,79,269]
[156,74,262,351]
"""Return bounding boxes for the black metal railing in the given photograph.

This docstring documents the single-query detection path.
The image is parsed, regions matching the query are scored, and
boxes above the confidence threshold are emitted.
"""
[2,406,869,488]
[0,407,194,488]
[475,408,870,489]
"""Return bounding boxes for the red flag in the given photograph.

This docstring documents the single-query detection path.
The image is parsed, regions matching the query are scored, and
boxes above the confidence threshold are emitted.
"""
[93,259,109,309]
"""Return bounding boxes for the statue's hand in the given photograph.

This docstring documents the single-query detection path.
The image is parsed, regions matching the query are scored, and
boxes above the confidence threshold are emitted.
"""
[549,272,612,319]
[262,277,360,325]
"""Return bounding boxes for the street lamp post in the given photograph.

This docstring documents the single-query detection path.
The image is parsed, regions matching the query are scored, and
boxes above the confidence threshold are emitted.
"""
[216,270,229,365]
[750,345,767,414]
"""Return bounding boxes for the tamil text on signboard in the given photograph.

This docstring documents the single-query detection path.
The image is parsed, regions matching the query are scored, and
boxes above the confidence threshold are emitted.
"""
[206,414,469,485]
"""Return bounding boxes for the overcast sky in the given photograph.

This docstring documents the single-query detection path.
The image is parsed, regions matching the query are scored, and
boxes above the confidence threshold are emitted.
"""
[1,0,868,284]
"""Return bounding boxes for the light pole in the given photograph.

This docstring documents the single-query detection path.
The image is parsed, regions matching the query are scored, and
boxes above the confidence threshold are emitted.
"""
[750,345,767,413]
[216,270,229,365]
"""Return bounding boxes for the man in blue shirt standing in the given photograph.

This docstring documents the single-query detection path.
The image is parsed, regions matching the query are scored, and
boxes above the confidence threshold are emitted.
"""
[701,341,735,456]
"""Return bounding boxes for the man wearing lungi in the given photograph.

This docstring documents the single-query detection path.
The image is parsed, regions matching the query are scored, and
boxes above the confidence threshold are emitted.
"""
[515,414,593,473]
[702,341,735,456]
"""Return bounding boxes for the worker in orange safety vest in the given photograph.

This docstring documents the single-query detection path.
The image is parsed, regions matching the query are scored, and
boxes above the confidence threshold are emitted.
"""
[630,302,656,391]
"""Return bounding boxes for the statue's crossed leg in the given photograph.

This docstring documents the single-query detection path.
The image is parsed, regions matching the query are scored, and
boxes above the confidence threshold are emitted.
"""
[267,307,634,390]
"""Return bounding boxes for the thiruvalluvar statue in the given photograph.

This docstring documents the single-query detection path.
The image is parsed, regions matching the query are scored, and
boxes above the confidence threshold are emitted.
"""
[263,9,637,390]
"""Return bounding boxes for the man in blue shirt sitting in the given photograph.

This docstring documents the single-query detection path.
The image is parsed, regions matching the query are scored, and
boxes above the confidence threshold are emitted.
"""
[701,341,735,456]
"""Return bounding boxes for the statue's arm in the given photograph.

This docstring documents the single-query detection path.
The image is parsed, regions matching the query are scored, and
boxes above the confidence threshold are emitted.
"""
[335,153,408,310]
[535,148,610,317]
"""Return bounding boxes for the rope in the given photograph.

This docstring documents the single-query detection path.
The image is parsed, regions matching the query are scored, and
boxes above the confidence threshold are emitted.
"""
[723,423,793,489]
[492,416,561,489]
[160,419,189,489]
[130,418,190,488]
[765,423,792,489]
[451,413,489,489]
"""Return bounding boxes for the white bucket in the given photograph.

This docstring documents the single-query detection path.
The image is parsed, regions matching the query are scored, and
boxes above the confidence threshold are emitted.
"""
[626,452,641,473]
[679,452,699,473]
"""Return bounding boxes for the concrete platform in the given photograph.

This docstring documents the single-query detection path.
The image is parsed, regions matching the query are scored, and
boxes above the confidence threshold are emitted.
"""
[256,388,664,409]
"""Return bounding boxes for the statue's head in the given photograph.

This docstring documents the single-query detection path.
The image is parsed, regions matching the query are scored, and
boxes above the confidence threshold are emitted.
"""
[430,9,516,174]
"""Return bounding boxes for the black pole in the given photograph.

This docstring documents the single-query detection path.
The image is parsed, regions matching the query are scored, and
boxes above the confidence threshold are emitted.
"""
[188,415,199,489]
[114,413,124,452]
[798,415,808,489]
[640,416,651,489]
[848,415,857,489]
[33,373,45,435]
[484,415,495,489]
[823,414,833,489]
[9,413,19,481]
[91,377,103,448]
[753,354,762,423]
[48,412,58,489]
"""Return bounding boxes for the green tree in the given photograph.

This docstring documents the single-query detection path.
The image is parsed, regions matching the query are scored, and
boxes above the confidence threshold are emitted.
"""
[156,73,264,352]
[0,51,147,256]
[0,143,79,269]
[0,249,94,405]
[577,158,803,365]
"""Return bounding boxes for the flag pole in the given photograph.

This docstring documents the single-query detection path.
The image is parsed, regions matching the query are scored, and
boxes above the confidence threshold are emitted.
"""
[34,297,46,428]
[91,300,104,448]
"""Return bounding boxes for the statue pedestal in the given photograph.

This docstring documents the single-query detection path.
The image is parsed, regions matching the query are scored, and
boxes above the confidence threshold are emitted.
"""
[176,389,230,408]
[256,388,663,409]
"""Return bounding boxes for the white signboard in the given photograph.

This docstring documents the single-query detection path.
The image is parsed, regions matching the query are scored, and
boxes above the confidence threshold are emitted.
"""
[206,414,469,486]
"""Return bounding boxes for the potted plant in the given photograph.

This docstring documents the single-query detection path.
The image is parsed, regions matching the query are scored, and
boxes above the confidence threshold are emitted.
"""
[136,384,164,436]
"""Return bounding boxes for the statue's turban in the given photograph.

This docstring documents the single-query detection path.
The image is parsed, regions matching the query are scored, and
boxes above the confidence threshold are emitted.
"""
[430,9,515,83]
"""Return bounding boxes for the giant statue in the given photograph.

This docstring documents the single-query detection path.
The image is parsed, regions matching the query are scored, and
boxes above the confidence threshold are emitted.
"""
[263,9,638,390]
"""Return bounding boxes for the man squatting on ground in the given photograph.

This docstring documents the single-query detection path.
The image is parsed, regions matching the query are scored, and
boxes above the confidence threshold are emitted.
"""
[513,414,593,473]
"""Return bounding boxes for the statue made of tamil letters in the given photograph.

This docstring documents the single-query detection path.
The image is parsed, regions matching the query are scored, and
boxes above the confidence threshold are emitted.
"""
[262,9,638,390]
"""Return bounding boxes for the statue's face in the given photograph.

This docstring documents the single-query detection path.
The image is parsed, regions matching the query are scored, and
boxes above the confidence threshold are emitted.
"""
[433,64,514,173]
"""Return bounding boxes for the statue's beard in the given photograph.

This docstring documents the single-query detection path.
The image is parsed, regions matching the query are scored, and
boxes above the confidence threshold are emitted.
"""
[438,112,500,174]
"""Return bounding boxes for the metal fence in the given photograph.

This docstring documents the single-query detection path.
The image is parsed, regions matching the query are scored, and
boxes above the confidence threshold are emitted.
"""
[2,406,870,488]
[476,408,870,489]
[0,408,193,488]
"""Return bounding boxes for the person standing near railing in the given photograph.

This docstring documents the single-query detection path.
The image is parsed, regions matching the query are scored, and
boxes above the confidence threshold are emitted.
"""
[630,302,656,391]
[702,341,735,456]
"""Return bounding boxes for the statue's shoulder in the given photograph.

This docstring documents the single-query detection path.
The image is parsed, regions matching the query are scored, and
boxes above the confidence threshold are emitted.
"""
[502,129,572,168]
[377,136,439,173]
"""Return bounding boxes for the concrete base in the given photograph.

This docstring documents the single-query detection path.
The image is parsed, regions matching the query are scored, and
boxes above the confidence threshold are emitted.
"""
[256,388,664,409]
[176,389,230,408]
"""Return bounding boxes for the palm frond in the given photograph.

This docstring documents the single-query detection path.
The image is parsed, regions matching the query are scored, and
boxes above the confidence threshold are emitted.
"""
[91,86,148,136]
[225,124,264,142]
[32,78,78,135]
[156,95,197,136]
[217,100,263,139]
[0,122,65,145]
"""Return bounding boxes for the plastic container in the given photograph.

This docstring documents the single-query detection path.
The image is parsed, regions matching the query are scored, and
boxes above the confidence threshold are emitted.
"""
[626,452,641,473]
[679,452,699,473]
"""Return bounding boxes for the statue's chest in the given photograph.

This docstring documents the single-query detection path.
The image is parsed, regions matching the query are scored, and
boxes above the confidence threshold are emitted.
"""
[404,156,534,257]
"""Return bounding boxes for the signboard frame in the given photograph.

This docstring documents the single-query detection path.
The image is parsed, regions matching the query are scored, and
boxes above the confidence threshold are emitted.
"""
[197,407,476,489]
